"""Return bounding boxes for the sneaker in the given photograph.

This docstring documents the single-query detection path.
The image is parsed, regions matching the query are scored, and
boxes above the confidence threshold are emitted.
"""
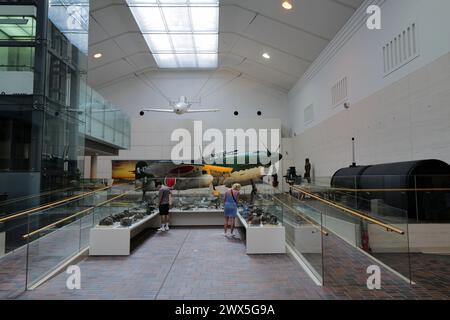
[223,232,228,237]
[165,225,170,231]
[158,227,166,232]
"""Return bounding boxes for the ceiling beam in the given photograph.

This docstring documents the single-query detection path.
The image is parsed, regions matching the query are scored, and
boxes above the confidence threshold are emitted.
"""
[91,65,290,94]
[328,0,361,10]
[221,3,332,42]
[89,30,313,65]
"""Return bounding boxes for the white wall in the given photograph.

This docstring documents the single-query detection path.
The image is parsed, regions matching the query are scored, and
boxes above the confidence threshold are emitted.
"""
[288,0,450,176]
[97,69,289,134]
[95,117,283,179]
[92,70,288,179]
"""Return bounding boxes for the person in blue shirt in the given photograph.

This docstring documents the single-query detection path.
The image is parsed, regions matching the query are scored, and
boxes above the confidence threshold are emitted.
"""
[223,183,241,237]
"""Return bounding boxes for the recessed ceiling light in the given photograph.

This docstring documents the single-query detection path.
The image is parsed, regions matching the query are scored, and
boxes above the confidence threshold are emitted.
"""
[262,53,271,59]
[282,1,293,10]
[93,53,103,59]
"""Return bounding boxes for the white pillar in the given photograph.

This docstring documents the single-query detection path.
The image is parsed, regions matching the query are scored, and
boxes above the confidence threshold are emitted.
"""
[90,155,98,180]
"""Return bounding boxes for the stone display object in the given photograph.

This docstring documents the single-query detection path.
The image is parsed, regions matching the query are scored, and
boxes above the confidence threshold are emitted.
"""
[134,213,144,220]
[99,216,114,226]
[120,217,133,227]
[247,206,280,226]
[176,196,224,211]
[97,203,157,228]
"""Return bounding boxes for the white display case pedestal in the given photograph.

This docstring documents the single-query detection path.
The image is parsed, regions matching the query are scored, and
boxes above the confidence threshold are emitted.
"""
[89,210,286,256]
[89,213,159,256]
[237,213,286,254]
[169,209,227,226]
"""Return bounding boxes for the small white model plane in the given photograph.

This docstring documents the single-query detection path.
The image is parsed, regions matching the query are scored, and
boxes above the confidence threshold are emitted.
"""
[139,96,220,116]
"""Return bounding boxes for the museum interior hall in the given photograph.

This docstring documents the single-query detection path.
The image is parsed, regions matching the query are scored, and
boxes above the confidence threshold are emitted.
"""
[1,0,450,301]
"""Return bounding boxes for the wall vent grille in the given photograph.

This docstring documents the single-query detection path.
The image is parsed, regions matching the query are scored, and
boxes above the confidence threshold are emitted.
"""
[331,77,348,107]
[383,22,419,76]
[304,104,314,125]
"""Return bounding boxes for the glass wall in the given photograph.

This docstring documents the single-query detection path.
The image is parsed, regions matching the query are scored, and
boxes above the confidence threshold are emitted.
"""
[0,0,130,208]
[80,84,131,150]
[0,1,89,200]
[0,1,131,298]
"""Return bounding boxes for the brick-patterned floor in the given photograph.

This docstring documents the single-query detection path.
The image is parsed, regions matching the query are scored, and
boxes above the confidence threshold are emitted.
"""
[0,249,27,299]
[12,227,450,300]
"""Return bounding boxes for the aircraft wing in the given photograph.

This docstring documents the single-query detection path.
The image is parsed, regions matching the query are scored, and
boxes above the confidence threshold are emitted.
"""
[141,109,174,113]
[186,109,220,113]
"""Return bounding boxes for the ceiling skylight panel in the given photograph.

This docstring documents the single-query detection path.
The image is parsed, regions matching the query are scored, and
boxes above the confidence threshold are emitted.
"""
[189,0,219,4]
[143,34,172,52]
[171,34,196,53]
[129,6,165,32]
[162,7,191,32]
[126,0,219,69]
[154,54,178,68]
[190,6,218,32]
[159,0,188,3]
[176,54,198,68]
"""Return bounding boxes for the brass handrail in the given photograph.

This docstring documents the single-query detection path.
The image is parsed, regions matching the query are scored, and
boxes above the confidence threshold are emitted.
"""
[272,195,328,236]
[0,183,128,223]
[324,187,450,193]
[23,187,141,239]
[291,186,405,235]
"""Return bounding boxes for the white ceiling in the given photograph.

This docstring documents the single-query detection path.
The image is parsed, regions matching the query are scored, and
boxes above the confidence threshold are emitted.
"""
[88,0,364,93]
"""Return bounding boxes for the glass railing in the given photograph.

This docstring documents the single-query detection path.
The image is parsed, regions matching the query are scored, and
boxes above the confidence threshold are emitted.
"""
[286,174,450,285]
[273,192,324,282]
[0,182,139,297]
[79,83,131,150]
[0,179,112,225]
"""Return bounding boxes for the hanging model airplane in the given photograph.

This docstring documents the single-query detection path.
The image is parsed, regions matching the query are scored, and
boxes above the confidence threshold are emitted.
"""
[139,96,220,116]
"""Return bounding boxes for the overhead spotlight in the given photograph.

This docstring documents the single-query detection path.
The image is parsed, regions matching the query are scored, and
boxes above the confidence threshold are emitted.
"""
[93,53,103,59]
[139,111,145,116]
[257,111,262,116]
[262,52,271,60]
[234,111,239,116]
[282,1,293,10]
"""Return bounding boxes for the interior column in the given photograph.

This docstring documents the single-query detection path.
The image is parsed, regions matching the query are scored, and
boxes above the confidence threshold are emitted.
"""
[90,155,98,180]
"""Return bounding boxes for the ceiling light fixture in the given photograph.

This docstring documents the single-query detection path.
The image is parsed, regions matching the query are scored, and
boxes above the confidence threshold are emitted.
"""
[282,1,293,10]
[93,53,103,59]
[126,0,219,69]
[262,52,271,59]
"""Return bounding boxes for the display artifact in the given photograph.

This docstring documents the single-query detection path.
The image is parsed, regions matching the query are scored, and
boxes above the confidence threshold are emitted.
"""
[175,196,223,211]
[97,201,155,228]
[246,206,280,226]
[99,216,114,226]
[120,217,133,227]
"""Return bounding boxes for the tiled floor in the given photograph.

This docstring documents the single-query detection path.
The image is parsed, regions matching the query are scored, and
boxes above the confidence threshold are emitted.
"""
[13,227,450,300]
[0,249,27,299]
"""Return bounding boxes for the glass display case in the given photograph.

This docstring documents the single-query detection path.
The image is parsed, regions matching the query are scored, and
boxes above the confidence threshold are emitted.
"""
[95,199,157,229]
[238,184,284,228]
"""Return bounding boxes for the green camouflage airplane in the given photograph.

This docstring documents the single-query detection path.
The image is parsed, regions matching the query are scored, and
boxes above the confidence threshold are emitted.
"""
[135,149,282,190]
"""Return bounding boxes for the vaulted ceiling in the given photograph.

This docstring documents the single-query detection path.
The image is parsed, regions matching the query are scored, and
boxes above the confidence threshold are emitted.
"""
[88,0,364,93]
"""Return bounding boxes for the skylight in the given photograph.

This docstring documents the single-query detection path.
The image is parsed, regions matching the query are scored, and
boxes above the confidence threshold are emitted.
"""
[126,0,219,69]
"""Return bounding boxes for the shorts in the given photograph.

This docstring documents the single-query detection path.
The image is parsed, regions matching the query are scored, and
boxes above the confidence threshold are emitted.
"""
[159,204,170,216]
